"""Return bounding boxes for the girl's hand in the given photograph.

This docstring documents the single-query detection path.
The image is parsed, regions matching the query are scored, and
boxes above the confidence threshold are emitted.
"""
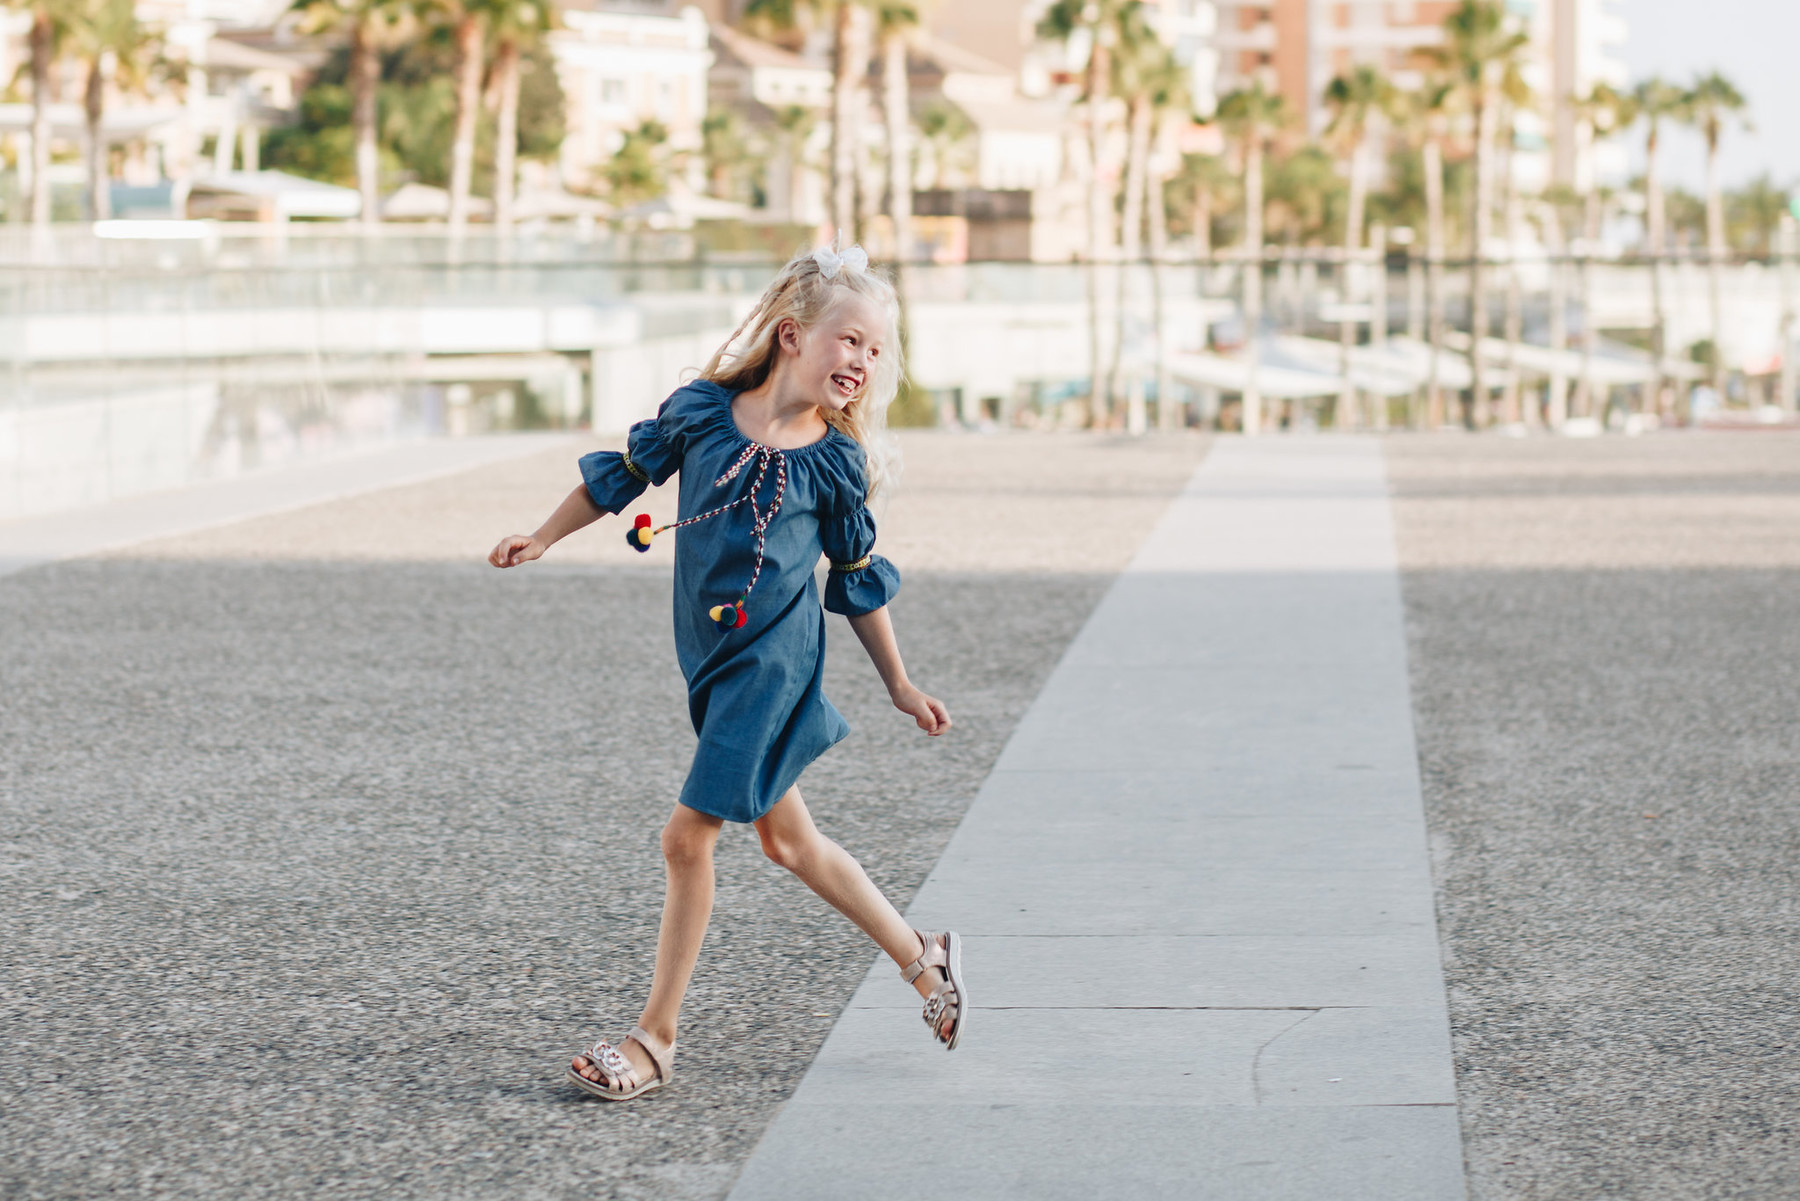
[892,685,951,736]
[488,534,545,568]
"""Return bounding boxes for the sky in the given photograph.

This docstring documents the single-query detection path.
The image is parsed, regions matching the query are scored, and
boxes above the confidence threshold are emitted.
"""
[1620,0,1798,191]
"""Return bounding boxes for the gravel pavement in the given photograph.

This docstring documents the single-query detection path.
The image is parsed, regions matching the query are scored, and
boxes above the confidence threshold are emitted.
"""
[0,431,1206,1201]
[1388,431,1800,1201]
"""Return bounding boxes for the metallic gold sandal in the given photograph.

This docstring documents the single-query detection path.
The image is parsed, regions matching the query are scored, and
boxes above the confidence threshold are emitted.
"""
[567,1025,675,1101]
[900,929,967,1051]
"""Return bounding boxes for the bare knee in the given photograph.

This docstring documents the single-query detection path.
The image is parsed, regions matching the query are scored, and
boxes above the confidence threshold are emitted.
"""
[661,821,714,872]
[759,827,822,874]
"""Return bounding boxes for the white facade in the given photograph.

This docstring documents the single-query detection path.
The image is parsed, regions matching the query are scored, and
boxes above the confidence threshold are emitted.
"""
[551,5,712,191]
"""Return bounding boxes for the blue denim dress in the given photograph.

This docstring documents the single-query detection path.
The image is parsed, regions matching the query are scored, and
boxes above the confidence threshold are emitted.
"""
[579,380,902,823]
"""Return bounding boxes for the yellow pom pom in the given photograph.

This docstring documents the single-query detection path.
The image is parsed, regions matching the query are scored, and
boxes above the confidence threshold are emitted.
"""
[709,605,725,622]
[635,526,654,546]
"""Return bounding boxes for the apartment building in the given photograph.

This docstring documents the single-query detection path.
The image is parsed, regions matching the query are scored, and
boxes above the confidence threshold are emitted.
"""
[1210,0,1628,190]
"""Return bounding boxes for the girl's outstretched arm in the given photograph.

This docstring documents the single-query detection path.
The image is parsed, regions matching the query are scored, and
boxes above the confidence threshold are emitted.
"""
[488,485,604,568]
[846,606,951,736]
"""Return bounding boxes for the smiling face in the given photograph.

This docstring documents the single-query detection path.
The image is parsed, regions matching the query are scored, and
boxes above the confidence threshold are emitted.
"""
[778,292,888,413]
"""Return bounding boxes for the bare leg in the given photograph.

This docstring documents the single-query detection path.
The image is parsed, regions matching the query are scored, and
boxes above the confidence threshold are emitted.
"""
[573,802,721,1084]
[754,787,951,1030]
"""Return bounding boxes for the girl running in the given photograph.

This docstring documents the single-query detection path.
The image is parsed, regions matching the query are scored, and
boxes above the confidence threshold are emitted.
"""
[487,245,967,1101]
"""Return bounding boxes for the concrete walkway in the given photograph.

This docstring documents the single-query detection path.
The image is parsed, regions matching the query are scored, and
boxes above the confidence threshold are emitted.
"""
[729,438,1465,1201]
[0,433,576,577]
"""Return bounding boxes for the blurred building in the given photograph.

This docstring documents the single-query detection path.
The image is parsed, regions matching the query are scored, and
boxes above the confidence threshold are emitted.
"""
[707,23,832,223]
[1208,0,1628,191]
[550,3,712,194]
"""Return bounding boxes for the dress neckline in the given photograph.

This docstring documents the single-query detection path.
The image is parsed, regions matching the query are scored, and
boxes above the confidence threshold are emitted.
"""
[715,383,844,457]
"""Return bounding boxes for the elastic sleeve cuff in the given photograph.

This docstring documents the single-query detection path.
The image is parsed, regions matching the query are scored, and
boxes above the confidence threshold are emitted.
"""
[822,554,902,616]
[578,450,649,514]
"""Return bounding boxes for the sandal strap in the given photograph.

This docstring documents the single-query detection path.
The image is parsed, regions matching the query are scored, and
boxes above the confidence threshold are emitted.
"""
[585,1039,639,1091]
[627,1025,676,1084]
[899,929,946,984]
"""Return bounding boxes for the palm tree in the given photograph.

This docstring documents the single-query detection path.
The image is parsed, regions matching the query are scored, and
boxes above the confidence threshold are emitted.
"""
[1570,82,1634,418]
[1039,0,1143,426]
[23,0,67,228]
[1142,51,1190,431]
[1323,64,1395,429]
[771,103,821,221]
[1217,81,1286,435]
[1104,6,1167,427]
[1682,70,1750,392]
[1727,175,1790,256]
[1431,0,1528,427]
[1633,75,1685,415]
[441,0,486,233]
[63,0,159,221]
[291,0,417,224]
[1173,151,1235,259]
[1391,77,1454,426]
[485,0,549,231]
[746,0,870,243]
[874,0,919,259]
[1538,187,1580,427]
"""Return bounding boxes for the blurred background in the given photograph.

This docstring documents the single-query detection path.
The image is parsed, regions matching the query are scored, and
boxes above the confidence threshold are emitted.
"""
[2,0,1795,523]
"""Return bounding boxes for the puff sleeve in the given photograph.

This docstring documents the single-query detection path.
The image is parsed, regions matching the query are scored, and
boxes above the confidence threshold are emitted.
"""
[820,497,902,617]
[577,384,700,513]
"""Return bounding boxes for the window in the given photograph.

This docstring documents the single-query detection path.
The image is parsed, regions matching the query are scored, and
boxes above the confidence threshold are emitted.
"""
[600,78,627,105]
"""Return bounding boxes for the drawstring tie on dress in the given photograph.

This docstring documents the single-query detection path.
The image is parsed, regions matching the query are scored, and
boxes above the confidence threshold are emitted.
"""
[626,442,787,632]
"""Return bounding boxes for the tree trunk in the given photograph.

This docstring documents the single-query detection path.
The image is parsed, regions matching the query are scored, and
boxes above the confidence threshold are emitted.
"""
[84,57,108,221]
[829,2,863,244]
[493,37,520,231]
[447,12,483,235]
[1085,34,1112,426]
[1337,136,1367,429]
[1369,224,1388,429]
[29,8,52,228]
[1578,190,1600,418]
[1424,137,1445,428]
[1645,126,1666,416]
[1544,203,1569,427]
[1467,86,1494,428]
[1502,140,1524,425]
[1241,137,1263,436]
[1705,131,1726,393]
[1194,186,1212,258]
[1110,92,1150,427]
[353,17,381,224]
[882,28,911,261]
[1149,143,1174,430]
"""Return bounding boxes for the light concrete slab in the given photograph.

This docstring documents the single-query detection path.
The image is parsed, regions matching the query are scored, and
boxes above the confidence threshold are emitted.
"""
[975,767,1429,821]
[726,438,1465,1201]
[901,861,1439,937]
[788,1004,1451,1109]
[729,1103,1465,1201]
[0,433,576,575]
[844,935,1450,1010]
[939,811,1430,872]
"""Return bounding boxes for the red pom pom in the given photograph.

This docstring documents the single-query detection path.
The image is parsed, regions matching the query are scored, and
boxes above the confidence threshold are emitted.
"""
[733,608,748,628]
[633,513,652,529]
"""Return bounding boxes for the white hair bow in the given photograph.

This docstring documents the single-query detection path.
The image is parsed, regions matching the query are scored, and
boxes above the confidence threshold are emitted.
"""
[812,244,868,279]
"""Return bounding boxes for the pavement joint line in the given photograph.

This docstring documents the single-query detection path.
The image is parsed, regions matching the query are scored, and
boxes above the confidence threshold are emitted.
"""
[726,437,1468,1201]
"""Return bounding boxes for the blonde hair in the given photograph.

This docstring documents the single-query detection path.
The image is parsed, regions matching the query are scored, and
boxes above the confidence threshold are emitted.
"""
[698,248,903,501]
